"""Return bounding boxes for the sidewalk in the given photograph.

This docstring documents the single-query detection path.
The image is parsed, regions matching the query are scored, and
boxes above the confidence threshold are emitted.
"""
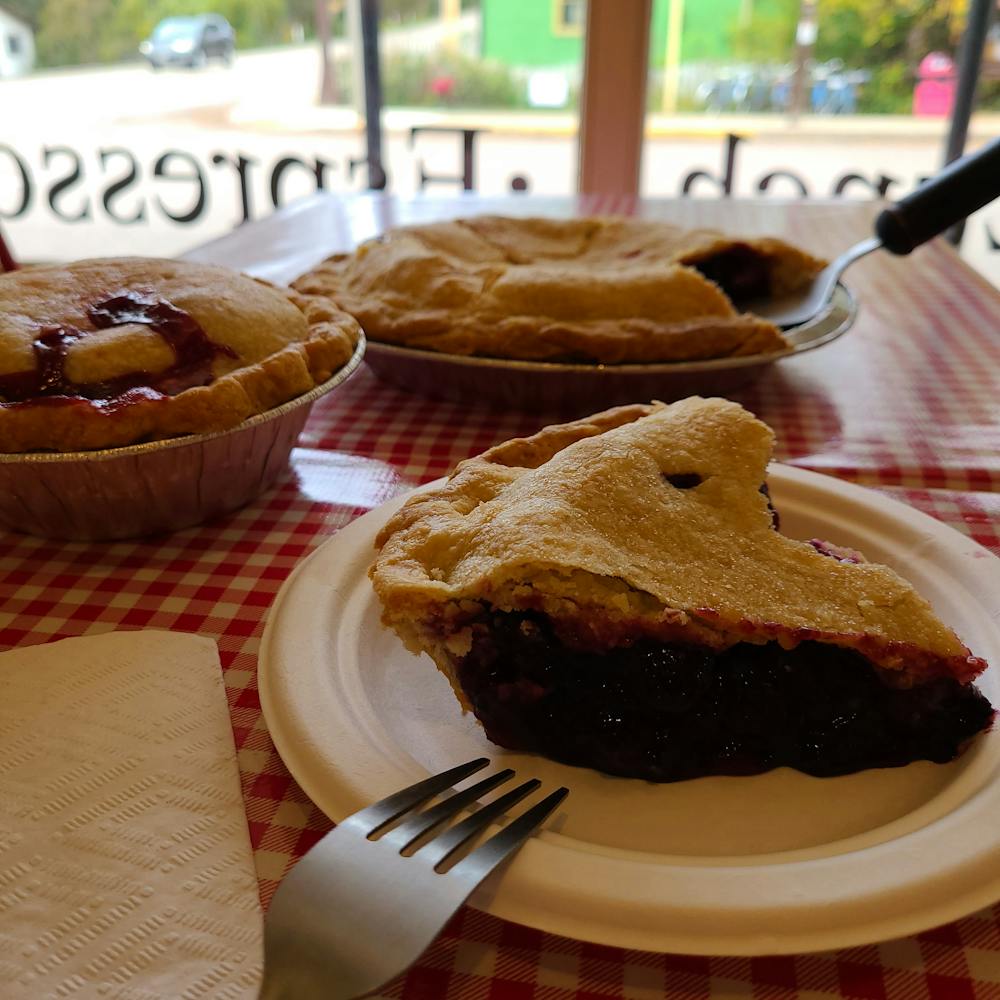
[228,99,1000,142]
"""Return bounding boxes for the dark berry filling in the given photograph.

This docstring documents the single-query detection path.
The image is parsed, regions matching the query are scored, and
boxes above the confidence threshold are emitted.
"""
[688,243,772,305]
[0,291,237,409]
[456,611,994,782]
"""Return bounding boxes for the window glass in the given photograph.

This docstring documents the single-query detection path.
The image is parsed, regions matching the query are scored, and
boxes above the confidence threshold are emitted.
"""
[152,19,202,44]
[641,0,999,285]
[1,1,583,265]
[6,0,994,282]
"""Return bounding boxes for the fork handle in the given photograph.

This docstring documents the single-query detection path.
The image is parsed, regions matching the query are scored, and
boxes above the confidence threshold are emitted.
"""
[875,136,1000,255]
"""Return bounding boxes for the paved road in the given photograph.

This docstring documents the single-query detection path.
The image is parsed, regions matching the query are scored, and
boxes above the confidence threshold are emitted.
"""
[2,46,999,285]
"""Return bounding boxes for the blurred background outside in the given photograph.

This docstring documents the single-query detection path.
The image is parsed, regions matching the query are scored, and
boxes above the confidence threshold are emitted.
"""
[2,0,1000,282]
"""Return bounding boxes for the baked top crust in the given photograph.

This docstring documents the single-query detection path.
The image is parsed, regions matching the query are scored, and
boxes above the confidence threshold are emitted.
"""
[371,397,984,684]
[0,257,362,452]
[293,216,826,363]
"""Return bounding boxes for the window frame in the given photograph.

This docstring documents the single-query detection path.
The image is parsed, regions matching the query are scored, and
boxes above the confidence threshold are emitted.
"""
[577,0,651,195]
[552,0,585,38]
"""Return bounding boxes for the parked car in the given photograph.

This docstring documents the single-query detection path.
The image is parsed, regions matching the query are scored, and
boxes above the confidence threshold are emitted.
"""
[139,15,235,69]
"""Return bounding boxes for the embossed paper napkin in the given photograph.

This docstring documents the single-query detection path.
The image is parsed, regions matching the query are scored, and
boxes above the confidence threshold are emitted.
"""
[0,630,262,999]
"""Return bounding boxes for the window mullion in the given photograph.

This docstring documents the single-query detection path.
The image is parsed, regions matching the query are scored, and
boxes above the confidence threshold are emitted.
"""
[577,0,653,196]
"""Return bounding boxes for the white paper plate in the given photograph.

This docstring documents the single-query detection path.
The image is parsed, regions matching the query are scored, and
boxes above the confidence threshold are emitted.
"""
[259,465,1000,955]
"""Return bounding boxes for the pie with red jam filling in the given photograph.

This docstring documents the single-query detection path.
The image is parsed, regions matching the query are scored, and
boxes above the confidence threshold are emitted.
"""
[293,216,826,363]
[0,257,361,453]
[371,398,994,782]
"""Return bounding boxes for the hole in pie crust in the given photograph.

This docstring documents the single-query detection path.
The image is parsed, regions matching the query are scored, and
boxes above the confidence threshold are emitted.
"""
[662,472,703,489]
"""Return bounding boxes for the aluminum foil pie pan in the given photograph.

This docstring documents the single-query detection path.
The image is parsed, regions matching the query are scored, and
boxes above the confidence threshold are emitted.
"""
[364,284,856,414]
[0,335,365,542]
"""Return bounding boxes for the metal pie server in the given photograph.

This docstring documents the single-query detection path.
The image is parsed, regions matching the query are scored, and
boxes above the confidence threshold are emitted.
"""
[745,136,1000,330]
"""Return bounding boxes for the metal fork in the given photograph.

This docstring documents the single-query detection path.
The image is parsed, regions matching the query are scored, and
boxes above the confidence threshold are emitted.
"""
[258,759,569,1000]
[744,136,1000,329]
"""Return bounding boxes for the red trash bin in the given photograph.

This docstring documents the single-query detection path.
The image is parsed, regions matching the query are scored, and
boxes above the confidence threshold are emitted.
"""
[913,52,956,116]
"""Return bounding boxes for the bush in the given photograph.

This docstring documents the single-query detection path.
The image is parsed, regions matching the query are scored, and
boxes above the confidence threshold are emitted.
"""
[855,62,912,114]
[35,0,286,68]
[379,49,527,108]
[977,79,1000,112]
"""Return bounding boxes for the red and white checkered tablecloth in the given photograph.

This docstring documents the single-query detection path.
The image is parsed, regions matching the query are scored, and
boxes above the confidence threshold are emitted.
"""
[5,194,1000,998]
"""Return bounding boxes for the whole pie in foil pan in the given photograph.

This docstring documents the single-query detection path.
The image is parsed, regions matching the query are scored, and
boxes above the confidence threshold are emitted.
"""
[0,257,364,539]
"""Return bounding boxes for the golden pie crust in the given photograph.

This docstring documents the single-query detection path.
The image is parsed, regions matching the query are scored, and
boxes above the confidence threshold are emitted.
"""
[293,216,826,363]
[0,257,361,453]
[371,397,984,704]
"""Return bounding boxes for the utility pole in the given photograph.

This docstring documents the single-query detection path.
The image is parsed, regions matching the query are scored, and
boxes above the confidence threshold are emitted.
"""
[441,0,462,51]
[944,0,995,243]
[660,0,684,113]
[358,0,385,189]
[316,0,338,105]
[346,0,365,114]
[790,0,817,121]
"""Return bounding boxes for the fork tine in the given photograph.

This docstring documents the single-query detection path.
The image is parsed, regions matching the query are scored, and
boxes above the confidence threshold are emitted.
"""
[379,768,516,851]
[260,765,569,1000]
[420,777,542,868]
[351,758,489,835]
[446,786,569,880]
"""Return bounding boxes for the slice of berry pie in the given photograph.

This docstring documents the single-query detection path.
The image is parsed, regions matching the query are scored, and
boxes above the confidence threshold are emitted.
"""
[371,398,993,782]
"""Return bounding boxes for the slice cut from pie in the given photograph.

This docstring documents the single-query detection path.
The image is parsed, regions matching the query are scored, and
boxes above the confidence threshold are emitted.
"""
[371,398,993,782]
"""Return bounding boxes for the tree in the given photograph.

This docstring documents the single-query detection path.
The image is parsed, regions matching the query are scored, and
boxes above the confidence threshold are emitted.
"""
[287,0,317,37]
[814,0,969,111]
[730,0,968,70]
[316,0,338,105]
[36,0,116,67]
[2,0,46,27]
[815,0,967,66]
[35,0,287,68]
[728,0,972,113]
[379,0,437,24]
[731,0,799,64]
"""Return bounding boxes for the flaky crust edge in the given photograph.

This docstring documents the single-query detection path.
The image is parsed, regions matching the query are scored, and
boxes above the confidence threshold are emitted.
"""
[0,282,361,453]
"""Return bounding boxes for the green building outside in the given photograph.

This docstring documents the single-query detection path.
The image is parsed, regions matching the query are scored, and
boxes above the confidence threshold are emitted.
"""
[481,0,784,69]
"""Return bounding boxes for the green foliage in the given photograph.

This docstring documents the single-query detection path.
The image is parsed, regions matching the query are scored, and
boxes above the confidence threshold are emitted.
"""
[21,0,987,118]
[29,0,479,68]
[730,0,798,64]
[286,0,316,31]
[978,82,1000,112]
[379,48,526,108]
[1,0,46,27]
[814,0,967,113]
[856,62,912,113]
[380,0,438,24]
[35,0,292,67]
[36,0,114,67]
[815,0,966,63]
[725,0,966,71]
[381,0,478,23]
[711,0,969,113]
